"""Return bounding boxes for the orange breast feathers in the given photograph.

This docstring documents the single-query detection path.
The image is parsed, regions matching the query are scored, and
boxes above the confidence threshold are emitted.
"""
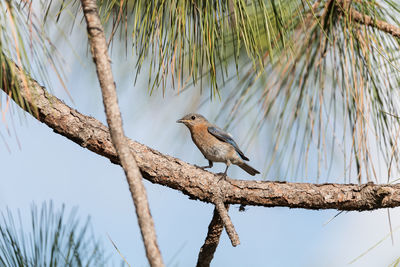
[190,122,217,150]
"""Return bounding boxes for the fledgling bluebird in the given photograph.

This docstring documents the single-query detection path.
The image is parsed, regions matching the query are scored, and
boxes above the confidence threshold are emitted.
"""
[177,113,260,176]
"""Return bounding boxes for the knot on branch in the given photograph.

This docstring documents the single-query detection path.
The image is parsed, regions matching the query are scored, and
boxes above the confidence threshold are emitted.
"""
[358,185,394,210]
[375,187,394,205]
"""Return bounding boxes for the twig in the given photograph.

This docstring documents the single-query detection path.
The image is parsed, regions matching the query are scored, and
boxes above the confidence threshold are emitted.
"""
[196,205,227,267]
[214,200,240,247]
[350,9,400,38]
[79,1,164,266]
[336,0,400,39]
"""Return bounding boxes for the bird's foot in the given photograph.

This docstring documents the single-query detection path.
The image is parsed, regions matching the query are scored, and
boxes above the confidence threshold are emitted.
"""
[195,164,210,170]
[216,172,227,181]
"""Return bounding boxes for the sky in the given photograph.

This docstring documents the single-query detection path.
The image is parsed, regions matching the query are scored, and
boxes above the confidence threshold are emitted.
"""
[1,6,400,267]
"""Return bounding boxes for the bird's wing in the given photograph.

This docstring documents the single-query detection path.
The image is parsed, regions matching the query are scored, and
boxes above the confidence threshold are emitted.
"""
[207,126,249,161]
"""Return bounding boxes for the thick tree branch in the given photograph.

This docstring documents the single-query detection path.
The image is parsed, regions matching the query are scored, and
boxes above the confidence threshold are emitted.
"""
[196,205,227,267]
[80,1,164,266]
[3,63,400,212]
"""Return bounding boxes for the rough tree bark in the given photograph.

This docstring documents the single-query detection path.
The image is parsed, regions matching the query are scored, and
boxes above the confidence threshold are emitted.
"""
[3,64,400,212]
[214,200,239,246]
[196,205,227,267]
[80,1,164,266]
[2,3,400,265]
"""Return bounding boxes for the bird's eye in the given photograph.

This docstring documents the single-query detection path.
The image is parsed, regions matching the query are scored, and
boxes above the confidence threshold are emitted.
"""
[191,115,196,120]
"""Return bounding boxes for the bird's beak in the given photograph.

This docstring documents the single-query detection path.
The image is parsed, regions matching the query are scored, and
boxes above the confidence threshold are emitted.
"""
[176,119,185,123]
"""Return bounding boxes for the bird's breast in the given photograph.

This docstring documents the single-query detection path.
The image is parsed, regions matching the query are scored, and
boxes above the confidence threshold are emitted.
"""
[190,125,235,162]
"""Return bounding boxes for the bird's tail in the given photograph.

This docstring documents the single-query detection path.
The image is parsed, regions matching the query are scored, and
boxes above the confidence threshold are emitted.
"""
[237,162,260,176]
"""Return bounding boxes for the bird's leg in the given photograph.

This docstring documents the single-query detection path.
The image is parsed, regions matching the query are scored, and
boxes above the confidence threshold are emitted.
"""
[195,160,213,170]
[217,162,230,179]
[223,165,229,175]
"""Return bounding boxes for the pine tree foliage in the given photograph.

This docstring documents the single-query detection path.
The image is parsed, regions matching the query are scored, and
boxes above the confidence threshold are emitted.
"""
[1,0,400,181]
[0,202,109,267]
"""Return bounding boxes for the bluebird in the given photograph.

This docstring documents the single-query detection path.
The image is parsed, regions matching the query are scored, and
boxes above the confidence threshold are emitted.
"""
[177,113,260,176]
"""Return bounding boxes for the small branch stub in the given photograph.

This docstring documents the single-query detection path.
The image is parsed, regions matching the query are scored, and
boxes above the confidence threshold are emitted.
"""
[214,200,240,247]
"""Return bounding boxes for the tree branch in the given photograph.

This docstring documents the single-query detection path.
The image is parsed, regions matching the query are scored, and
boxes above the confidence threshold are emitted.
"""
[336,0,400,39]
[3,63,400,212]
[214,200,239,247]
[80,1,164,266]
[196,205,228,267]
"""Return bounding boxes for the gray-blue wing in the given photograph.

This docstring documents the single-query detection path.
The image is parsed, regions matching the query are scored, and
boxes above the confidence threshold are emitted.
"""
[207,126,249,161]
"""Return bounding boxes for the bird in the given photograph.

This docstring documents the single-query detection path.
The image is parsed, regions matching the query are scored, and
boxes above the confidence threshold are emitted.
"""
[177,113,260,176]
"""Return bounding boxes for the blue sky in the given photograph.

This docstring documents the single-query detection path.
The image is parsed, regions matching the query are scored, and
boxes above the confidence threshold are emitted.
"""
[1,10,400,267]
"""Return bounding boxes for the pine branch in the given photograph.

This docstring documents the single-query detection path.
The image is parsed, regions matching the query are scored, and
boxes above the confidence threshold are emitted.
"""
[79,1,164,266]
[3,62,400,212]
[214,200,239,246]
[196,205,227,267]
[337,0,400,38]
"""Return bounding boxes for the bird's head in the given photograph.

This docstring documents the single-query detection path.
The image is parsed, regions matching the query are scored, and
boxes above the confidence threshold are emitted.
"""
[177,113,208,128]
